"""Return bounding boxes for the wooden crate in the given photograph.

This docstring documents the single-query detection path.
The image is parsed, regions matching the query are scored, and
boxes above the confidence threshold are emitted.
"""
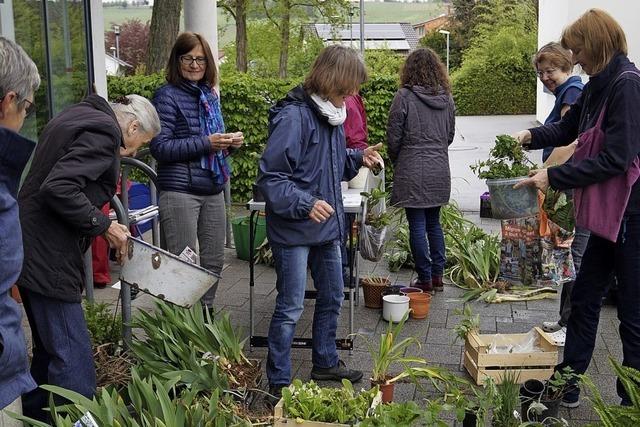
[463,327,558,385]
[273,399,350,427]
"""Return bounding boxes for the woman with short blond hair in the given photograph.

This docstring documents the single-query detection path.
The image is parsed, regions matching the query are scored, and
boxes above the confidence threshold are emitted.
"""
[257,45,382,403]
[514,9,640,407]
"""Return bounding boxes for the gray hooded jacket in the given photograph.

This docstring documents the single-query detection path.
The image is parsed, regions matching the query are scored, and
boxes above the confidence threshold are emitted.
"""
[386,85,455,208]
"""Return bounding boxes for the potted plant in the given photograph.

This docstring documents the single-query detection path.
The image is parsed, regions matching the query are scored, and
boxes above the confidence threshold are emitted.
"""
[361,313,426,403]
[360,274,391,309]
[470,134,538,219]
[360,183,399,262]
[276,379,378,426]
[522,367,578,423]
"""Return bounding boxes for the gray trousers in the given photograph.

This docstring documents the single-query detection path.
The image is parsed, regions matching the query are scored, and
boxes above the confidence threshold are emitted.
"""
[559,226,591,326]
[159,190,226,307]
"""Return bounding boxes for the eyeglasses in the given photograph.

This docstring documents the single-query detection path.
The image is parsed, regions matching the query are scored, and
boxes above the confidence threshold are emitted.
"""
[179,55,207,66]
[0,93,35,117]
[21,98,36,117]
[536,68,558,78]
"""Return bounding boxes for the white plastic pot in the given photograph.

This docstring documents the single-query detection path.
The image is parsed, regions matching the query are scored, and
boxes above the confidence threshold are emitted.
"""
[382,294,410,322]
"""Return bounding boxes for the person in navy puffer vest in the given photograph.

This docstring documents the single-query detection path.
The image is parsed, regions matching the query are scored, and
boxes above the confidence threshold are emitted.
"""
[150,32,244,310]
[0,36,39,420]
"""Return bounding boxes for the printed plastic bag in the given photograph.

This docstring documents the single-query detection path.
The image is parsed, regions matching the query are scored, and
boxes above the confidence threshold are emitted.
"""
[359,166,387,262]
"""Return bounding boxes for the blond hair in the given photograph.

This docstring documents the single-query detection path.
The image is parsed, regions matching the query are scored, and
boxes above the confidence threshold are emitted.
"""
[561,9,627,75]
[304,45,367,98]
[532,42,573,73]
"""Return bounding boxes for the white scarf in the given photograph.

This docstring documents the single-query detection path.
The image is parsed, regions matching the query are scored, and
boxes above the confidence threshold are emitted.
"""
[310,94,347,126]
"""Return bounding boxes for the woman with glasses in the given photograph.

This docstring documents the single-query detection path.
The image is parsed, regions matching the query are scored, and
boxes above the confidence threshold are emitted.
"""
[150,32,244,310]
[514,9,640,408]
[530,42,587,348]
[533,42,584,163]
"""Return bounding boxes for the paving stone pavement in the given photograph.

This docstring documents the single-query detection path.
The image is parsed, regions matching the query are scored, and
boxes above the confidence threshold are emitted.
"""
[19,115,624,426]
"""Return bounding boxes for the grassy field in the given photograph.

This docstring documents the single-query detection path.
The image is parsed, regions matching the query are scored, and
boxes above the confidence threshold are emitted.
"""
[102,2,446,47]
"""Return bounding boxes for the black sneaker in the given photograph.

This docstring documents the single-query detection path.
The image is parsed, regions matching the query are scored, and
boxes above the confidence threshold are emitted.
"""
[265,384,286,408]
[310,360,363,383]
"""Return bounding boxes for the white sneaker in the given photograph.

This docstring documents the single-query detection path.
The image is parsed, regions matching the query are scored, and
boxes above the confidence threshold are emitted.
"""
[547,327,567,346]
[542,321,562,332]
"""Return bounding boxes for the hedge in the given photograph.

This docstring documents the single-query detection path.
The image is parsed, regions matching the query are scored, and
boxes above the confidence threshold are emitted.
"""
[108,72,399,202]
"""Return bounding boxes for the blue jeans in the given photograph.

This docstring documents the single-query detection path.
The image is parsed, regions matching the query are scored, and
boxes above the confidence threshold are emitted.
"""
[558,215,640,404]
[20,289,96,421]
[405,207,446,282]
[267,242,344,386]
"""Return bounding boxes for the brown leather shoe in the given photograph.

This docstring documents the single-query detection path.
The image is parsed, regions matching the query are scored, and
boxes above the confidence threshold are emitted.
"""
[432,276,444,292]
[410,278,433,294]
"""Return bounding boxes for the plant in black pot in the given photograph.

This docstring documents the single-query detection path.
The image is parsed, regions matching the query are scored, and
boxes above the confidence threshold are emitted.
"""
[521,367,577,424]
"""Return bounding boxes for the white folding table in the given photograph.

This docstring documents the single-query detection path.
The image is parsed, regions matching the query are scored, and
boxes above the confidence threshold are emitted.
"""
[246,188,363,352]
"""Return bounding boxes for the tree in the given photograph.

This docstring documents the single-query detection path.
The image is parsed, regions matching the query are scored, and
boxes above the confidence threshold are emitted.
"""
[146,0,182,73]
[105,19,150,74]
[263,0,349,78]
[219,0,251,72]
[419,28,463,72]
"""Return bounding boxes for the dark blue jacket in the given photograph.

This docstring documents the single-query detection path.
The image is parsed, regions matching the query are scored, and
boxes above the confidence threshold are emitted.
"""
[530,54,640,215]
[150,82,224,195]
[0,127,37,408]
[541,76,583,162]
[257,85,363,246]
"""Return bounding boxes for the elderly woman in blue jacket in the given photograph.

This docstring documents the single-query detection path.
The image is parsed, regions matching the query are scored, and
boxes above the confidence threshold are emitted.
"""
[151,32,243,308]
[257,45,383,402]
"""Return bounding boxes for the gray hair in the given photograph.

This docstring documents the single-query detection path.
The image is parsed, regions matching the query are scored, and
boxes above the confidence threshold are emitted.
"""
[0,37,41,102]
[110,94,161,136]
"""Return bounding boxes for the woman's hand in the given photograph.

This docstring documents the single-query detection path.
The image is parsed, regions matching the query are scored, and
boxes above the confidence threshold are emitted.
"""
[229,131,244,148]
[513,169,549,191]
[309,200,334,223]
[512,130,532,150]
[104,221,131,265]
[208,133,233,151]
[363,143,384,169]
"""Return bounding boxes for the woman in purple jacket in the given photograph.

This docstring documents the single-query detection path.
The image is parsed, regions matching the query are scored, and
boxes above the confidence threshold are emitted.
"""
[514,9,640,408]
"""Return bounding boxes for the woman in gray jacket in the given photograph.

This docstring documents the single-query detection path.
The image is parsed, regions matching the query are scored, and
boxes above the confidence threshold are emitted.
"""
[386,48,455,293]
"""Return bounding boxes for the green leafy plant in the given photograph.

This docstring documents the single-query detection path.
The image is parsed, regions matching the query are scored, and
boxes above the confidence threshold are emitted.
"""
[11,369,251,426]
[583,359,640,426]
[453,305,480,344]
[359,400,428,427]
[544,367,578,401]
[281,379,378,425]
[543,188,575,232]
[470,134,534,179]
[385,219,414,272]
[491,370,521,427]
[130,301,258,390]
[83,301,122,347]
[361,183,399,229]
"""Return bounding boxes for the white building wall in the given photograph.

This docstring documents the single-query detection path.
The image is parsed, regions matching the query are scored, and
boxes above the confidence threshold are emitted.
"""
[537,0,640,123]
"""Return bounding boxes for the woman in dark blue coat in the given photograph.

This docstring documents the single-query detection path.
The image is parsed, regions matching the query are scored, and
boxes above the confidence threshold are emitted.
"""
[151,32,243,308]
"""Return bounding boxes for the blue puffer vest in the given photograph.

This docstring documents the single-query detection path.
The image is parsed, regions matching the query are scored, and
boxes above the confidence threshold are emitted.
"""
[150,81,225,195]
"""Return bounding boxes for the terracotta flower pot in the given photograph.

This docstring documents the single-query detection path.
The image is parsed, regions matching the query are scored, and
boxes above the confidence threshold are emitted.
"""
[408,292,431,319]
[371,378,395,403]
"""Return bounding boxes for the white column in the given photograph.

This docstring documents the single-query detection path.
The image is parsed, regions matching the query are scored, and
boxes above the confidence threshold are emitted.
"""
[184,0,218,68]
[0,0,16,40]
[90,0,108,98]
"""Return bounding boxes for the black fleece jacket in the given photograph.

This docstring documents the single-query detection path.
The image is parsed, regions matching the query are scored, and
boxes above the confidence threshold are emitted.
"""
[529,53,640,215]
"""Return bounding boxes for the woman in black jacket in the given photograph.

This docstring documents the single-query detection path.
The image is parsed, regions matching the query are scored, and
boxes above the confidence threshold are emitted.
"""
[386,48,455,294]
[150,32,243,309]
[514,9,640,408]
[18,94,160,421]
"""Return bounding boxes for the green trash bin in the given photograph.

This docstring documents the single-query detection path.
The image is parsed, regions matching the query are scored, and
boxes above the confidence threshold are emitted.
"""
[232,215,267,261]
